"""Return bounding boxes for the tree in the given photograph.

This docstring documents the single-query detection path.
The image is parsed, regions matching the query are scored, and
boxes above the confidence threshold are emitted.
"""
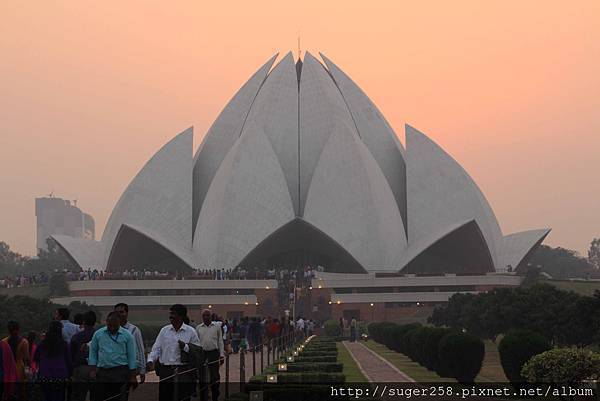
[49,272,70,296]
[498,329,551,386]
[527,245,595,279]
[0,241,28,276]
[588,238,600,269]
[29,238,77,272]
[429,284,600,346]
[0,295,100,337]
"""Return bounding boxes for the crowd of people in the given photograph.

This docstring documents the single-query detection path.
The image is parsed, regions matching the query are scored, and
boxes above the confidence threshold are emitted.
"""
[0,304,315,401]
[0,272,50,289]
[0,265,324,292]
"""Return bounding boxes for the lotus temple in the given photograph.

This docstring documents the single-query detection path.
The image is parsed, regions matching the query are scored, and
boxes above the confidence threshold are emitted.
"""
[50,52,549,322]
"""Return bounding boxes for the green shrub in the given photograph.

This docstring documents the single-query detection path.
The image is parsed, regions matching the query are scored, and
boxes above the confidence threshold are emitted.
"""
[394,323,422,354]
[409,326,433,365]
[422,327,453,373]
[250,372,345,384]
[498,329,551,385]
[438,333,485,383]
[299,351,337,357]
[380,322,399,347]
[522,348,600,383]
[286,362,343,372]
[324,319,342,337]
[399,327,421,356]
[295,355,337,363]
[367,322,383,342]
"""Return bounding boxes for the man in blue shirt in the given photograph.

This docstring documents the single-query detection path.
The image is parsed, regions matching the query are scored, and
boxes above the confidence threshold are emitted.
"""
[89,311,138,401]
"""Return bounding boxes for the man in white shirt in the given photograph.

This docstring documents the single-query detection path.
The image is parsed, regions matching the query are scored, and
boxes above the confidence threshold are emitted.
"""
[147,304,199,401]
[54,307,81,343]
[196,309,224,401]
[296,316,305,337]
[114,303,146,383]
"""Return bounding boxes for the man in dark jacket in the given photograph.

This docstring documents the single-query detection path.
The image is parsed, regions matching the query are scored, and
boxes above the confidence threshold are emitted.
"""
[70,311,96,401]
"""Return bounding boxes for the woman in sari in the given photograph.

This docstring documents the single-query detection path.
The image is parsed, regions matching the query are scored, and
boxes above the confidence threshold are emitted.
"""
[2,321,29,400]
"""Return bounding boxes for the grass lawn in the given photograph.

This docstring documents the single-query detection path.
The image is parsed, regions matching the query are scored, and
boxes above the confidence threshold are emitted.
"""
[363,340,507,383]
[545,279,600,296]
[477,340,508,382]
[0,284,50,299]
[337,342,368,382]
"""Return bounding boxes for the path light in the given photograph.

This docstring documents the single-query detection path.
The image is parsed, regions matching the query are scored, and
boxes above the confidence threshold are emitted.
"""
[328,301,332,305]
[265,286,270,289]
[244,301,249,305]
[370,303,374,307]
[255,302,259,306]
[278,363,287,371]
[267,374,277,383]
[336,300,341,305]
[208,305,212,309]
[249,391,263,401]
[292,350,298,356]
[287,356,294,362]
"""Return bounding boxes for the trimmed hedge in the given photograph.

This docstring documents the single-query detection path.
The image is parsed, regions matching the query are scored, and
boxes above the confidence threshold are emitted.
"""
[369,321,485,383]
[294,355,337,363]
[324,319,342,337]
[298,351,337,357]
[498,329,551,385]
[423,327,453,375]
[250,372,345,384]
[285,362,343,373]
[438,332,485,383]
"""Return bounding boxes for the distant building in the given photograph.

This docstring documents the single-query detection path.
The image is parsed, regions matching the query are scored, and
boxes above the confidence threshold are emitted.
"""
[35,196,95,253]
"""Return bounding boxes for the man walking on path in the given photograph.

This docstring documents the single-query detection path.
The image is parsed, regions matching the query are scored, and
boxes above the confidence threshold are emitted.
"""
[147,304,199,401]
[89,311,138,401]
[70,311,97,401]
[54,308,81,343]
[195,309,224,401]
[114,303,146,384]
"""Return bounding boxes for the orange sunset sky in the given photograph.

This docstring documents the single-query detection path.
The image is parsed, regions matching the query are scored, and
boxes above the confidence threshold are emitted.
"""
[1,1,599,257]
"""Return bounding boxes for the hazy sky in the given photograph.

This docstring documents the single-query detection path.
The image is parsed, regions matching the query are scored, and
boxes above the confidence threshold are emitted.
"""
[1,1,599,257]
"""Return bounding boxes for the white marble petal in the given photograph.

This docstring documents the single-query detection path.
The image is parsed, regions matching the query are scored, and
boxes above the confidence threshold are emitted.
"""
[102,128,193,269]
[406,124,503,268]
[193,54,278,232]
[193,125,295,268]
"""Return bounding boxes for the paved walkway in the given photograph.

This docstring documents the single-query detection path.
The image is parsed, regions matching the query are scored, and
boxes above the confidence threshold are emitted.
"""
[129,351,264,400]
[343,341,414,383]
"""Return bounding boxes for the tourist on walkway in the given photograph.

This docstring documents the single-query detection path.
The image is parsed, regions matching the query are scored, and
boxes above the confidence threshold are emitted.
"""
[195,309,224,401]
[0,334,18,401]
[350,317,357,342]
[2,321,30,398]
[248,318,261,350]
[54,308,80,344]
[33,321,72,401]
[147,304,199,401]
[88,312,138,401]
[114,303,146,384]
[27,331,38,375]
[238,317,249,351]
[70,311,96,401]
